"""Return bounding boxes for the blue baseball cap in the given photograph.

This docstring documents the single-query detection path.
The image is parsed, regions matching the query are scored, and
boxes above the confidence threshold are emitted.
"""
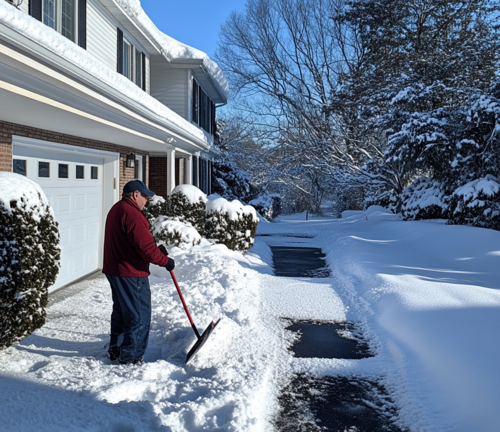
[123,180,155,197]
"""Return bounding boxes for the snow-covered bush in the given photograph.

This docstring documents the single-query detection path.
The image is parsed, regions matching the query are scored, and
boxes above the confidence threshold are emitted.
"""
[447,175,500,230]
[205,196,259,251]
[169,185,207,236]
[151,216,201,249]
[401,177,448,220]
[248,193,281,221]
[334,187,365,218]
[0,173,60,349]
[212,160,257,203]
[143,195,169,226]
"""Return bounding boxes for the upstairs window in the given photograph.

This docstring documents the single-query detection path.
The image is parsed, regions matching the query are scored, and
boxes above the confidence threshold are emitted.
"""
[117,29,146,90]
[192,79,216,135]
[30,0,86,48]
[44,0,76,41]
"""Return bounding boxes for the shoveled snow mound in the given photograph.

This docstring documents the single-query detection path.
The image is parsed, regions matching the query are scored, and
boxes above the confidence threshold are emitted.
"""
[0,241,280,432]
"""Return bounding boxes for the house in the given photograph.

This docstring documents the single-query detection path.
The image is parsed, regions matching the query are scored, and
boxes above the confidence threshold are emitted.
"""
[0,0,228,291]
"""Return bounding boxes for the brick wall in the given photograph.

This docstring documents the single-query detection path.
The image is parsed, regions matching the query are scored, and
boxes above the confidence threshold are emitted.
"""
[149,156,168,198]
[0,120,150,192]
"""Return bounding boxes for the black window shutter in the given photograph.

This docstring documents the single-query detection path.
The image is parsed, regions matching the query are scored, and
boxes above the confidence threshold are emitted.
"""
[30,0,42,21]
[117,29,124,74]
[141,52,146,91]
[78,0,87,49]
[192,80,198,124]
[212,102,216,136]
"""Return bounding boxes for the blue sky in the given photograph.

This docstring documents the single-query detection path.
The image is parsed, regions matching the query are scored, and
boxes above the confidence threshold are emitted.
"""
[140,0,247,58]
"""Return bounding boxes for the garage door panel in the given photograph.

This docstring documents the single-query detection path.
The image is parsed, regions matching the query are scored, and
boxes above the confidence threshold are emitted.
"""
[59,227,70,246]
[57,195,71,214]
[14,150,104,292]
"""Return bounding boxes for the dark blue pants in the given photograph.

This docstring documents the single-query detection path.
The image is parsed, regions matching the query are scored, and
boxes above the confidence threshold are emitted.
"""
[105,275,151,362]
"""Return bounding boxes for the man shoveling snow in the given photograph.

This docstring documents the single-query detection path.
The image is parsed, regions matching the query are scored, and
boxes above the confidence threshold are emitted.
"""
[103,180,175,365]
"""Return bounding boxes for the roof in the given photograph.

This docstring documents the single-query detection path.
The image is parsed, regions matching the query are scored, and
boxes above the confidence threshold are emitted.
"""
[102,0,229,104]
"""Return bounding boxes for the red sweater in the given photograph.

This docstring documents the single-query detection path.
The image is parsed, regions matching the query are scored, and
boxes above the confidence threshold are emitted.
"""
[103,198,170,277]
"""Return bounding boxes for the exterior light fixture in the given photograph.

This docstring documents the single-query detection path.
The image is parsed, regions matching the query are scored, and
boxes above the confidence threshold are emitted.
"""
[126,153,136,168]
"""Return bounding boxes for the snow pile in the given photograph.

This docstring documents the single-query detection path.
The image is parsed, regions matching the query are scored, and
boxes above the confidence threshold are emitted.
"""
[152,216,201,249]
[0,240,279,431]
[448,174,500,229]
[401,176,447,220]
[0,2,209,144]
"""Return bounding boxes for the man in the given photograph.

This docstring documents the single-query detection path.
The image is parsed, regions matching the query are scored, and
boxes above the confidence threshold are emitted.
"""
[103,180,175,365]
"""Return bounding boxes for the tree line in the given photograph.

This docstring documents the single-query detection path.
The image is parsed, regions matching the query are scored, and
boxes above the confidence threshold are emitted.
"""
[214,0,500,227]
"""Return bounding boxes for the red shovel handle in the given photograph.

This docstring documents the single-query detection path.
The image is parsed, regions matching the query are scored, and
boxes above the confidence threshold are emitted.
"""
[169,270,201,339]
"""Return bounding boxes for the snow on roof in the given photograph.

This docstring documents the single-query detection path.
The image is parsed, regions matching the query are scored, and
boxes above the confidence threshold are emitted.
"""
[114,0,229,100]
[0,172,53,221]
[0,3,214,146]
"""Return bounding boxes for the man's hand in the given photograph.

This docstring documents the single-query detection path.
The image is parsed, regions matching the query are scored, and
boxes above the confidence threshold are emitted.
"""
[165,258,175,271]
[158,245,168,256]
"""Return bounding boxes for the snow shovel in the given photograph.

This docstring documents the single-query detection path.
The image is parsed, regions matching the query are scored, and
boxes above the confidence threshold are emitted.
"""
[169,270,221,364]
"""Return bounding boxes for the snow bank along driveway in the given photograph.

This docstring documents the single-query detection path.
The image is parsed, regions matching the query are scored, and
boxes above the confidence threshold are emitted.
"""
[1,207,500,431]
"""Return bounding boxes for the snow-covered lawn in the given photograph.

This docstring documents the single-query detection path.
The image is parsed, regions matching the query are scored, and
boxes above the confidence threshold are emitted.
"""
[1,207,500,431]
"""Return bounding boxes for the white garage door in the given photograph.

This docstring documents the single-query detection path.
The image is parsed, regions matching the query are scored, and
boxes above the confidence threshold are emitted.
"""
[13,146,105,292]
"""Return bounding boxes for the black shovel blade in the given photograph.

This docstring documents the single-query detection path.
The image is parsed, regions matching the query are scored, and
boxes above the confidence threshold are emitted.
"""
[185,319,221,364]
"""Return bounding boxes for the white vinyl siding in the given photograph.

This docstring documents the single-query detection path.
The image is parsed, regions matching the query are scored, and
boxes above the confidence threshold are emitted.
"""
[150,68,188,119]
[145,54,150,94]
[87,0,116,70]
[20,0,29,14]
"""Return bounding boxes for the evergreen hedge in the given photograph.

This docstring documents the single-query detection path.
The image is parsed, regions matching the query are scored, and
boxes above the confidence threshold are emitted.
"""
[142,195,169,226]
[0,173,60,349]
[206,197,258,251]
[169,185,207,236]
[151,216,202,249]
[447,175,500,230]
[401,177,448,220]
[249,193,282,221]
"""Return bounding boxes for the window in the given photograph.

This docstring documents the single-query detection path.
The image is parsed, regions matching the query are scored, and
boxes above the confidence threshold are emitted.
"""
[76,165,84,179]
[58,164,69,178]
[119,32,145,89]
[39,162,50,178]
[192,79,216,135]
[91,166,98,180]
[42,0,77,42]
[134,156,143,181]
[13,159,27,176]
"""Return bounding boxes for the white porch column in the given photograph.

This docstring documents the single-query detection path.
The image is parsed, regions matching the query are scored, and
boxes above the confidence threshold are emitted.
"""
[194,152,200,188]
[185,154,193,185]
[167,148,176,195]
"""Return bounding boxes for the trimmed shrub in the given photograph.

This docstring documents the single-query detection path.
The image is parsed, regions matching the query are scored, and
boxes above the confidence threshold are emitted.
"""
[447,175,500,230]
[401,177,448,220]
[206,196,259,251]
[0,173,60,349]
[143,195,169,226]
[248,193,282,221]
[169,185,207,236]
[151,216,202,249]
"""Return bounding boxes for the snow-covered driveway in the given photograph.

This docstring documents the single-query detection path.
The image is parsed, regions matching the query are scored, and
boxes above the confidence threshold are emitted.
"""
[1,207,500,431]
